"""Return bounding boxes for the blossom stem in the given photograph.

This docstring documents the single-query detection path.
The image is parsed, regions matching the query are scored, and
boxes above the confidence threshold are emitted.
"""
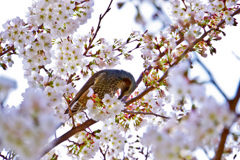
[122,110,170,119]
[83,0,113,56]
[41,119,97,158]
[195,57,228,101]
[0,45,15,57]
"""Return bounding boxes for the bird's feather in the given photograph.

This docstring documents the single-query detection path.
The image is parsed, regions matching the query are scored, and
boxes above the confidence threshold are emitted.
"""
[65,71,106,114]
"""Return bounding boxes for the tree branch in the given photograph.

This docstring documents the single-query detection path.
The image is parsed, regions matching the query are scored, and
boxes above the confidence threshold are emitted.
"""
[212,9,240,160]
[67,73,76,84]
[0,45,15,57]
[213,80,240,160]
[195,57,228,101]
[83,0,113,56]
[122,109,170,119]
[0,153,7,160]
[40,119,97,158]
[228,80,240,112]
[99,147,107,160]
[213,128,230,160]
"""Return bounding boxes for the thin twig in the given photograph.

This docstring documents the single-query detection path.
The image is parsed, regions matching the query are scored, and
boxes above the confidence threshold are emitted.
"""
[232,51,240,61]
[214,80,240,160]
[39,65,52,77]
[63,94,75,128]
[67,73,76,84]
[99,147,107,160]
[83,0,113,56]
[145,147,150,160]
[0,153,7,160]
[122,110,170,119]
[201,147,210,159]
[40,119,97,158]
[0,45,15,57]
[195,57,228,101]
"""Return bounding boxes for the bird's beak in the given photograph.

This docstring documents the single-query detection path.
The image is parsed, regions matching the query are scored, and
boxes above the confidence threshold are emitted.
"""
[118,92,124,100]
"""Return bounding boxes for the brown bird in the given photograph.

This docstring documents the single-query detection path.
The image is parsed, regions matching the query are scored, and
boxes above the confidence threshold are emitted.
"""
[65,69,136,116]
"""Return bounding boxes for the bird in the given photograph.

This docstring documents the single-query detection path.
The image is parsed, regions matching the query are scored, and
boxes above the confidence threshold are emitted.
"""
[65,69,136,116]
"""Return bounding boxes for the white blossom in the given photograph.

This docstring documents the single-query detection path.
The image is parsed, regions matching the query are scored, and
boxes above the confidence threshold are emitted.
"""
[0,88,58,160]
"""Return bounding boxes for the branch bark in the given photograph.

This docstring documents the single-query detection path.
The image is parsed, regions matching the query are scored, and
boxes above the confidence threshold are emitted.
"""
[83,0,113,56]
[122,109,170,119]
[0,45,15,57]
[195,57,228,101]
[214,80,240,160]
[40,119,97,158]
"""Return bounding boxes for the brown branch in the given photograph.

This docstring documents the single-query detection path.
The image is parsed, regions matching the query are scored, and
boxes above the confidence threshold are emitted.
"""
[195,57,228,101]
[125,8,240,107]
[83,0,113,56]
[0,45,15,57]
[122,110,170,119]
[40,119,97,158]
[228,80,240,112]
[214,80,240,160]
[67,73,76,84]
[63,94,75,128]
[99,147,108,160]
[213,8,240,160]
[213,128,230,160]
[0,153,7,160]
[39,65,52,77]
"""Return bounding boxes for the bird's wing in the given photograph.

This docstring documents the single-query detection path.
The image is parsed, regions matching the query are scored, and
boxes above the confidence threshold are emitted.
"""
[68,71,106,107]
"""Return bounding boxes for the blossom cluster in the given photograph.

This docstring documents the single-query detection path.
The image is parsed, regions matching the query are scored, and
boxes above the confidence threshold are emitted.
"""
[168,61,206,104]
[27,0,94,38]
[64,118,125,159]
[140,0,239,72]
[87,92,125,121]
[138,60,236,159]
[42,76,75,122]
[66,129,100,160]
[97,118,126,158]
[0,0,94,76]
[170,0,238,25]
[0,88,58,160]
[118,85,167,130]
[141,96,235,159]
